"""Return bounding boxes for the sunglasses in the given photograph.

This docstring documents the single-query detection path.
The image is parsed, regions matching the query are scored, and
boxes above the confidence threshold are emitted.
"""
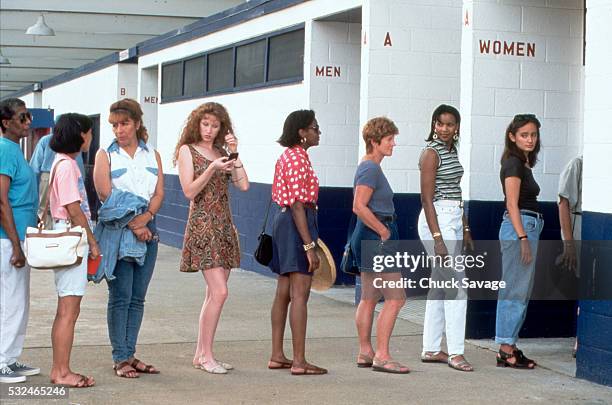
[17,111,32,123]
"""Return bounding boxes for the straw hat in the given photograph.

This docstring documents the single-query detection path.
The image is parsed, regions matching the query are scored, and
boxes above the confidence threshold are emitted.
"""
[311,238,336,291]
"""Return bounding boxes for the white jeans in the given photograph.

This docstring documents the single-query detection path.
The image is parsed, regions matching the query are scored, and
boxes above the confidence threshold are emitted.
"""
[418,200,467,356]
[0,239,30,367]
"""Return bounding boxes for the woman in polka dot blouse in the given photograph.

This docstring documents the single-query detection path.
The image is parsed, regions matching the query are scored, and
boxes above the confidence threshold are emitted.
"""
[267,110,327,375]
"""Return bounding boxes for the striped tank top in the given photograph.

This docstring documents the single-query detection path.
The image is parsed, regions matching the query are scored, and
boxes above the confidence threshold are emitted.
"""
[420,139,463,201]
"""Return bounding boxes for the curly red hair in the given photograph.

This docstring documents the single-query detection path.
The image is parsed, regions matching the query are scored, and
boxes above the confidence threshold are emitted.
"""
[173,102,234,165]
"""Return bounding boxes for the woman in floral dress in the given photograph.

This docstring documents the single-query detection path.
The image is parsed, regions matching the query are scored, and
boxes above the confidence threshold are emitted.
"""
[174,102,249,374]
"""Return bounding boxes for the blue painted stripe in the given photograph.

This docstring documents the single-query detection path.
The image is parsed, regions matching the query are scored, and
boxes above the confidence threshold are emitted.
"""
[577,211,612,386]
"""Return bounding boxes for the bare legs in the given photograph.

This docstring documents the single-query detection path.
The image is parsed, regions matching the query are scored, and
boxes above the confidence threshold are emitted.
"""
[193,267,230,369]
[270,276,291,365]
[50,296,95,387]
[356,273,408,371]
[269,272,326,374]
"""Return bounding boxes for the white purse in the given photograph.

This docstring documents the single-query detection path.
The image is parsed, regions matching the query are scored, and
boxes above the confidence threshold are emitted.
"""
[24,158,88,269]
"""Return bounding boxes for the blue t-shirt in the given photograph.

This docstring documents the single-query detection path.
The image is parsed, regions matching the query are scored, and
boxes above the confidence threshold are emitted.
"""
[353,160,395,215]
[0,137,38,240]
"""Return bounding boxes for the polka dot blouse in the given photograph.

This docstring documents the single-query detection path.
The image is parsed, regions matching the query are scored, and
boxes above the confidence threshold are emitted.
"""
[272,145,319,207]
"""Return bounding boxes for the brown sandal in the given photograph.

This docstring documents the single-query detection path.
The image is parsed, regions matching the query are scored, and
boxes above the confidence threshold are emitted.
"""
[130,358,160,374]
[496,348,536,369]
[51,373,95,388]
[114,361,139,378]
[357,353,374,368]
[268,359,292,369]
[291,363,328,375]
[372,358,410,374]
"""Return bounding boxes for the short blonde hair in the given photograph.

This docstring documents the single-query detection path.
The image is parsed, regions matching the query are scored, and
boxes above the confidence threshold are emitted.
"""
[362,117,398,153]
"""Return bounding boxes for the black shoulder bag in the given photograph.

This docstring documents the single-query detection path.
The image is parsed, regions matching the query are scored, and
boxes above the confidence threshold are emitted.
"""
[254,199,273,265]
[340,214,359,275]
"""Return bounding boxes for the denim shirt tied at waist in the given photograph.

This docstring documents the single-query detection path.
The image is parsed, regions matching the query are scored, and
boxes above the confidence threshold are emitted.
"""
[92,188,149,283]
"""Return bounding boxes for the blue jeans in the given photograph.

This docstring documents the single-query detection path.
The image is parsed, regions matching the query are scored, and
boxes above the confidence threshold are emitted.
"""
[107,233,158,363]
[495,211,544,345]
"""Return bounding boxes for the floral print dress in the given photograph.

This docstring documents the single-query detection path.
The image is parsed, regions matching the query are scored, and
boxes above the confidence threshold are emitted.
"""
[180,145,240,272]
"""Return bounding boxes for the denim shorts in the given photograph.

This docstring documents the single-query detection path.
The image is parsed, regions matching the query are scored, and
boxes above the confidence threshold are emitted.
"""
[269,207,319,276]
[350,215,399,271]
[53,220,88,297]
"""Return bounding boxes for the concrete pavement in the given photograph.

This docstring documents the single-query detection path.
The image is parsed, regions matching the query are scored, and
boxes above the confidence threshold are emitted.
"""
[6,244,611,404]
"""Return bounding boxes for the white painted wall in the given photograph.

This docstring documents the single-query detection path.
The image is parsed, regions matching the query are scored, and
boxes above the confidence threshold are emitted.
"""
[156,84,307,180]
[20,93,34,107]
[583,0,612,214]
[307,20,361,187]
[139,65,159,149]
[41,64,138,149]
[360,0,463,194]
[461,0,584,202]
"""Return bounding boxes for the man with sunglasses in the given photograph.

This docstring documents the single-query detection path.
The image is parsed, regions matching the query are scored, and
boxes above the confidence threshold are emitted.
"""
[0,98,40,383]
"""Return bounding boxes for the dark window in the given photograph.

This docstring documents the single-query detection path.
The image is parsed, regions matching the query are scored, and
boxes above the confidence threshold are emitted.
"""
[183,56,206,97]
[161,62,183,98]
[268,29,304,81]
[207,49,233,92]
[235,39,266,87]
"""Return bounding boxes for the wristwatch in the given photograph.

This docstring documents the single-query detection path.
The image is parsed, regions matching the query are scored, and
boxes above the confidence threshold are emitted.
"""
[303,241,316,251]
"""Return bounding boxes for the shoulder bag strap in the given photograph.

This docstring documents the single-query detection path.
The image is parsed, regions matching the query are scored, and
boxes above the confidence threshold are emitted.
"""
[260,199,273,235]
[40,158,69,229]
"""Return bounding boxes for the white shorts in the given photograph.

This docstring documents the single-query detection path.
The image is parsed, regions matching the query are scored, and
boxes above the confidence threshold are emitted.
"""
[53,220,88,297]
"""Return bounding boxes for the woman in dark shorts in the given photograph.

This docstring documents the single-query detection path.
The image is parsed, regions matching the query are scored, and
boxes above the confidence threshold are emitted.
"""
[495,114,543,369]
[351,117,409,374]
[268,110,327,376]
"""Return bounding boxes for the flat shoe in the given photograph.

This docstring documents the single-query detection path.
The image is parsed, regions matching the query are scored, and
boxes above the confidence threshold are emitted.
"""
[196,362,227,374]
[421,351,449,364]
[372,359,410,374]
[217,360,233,370]
[291,364,327,375]
[357,353,374,368]
[448,355,474,372]
[268,360,292,369]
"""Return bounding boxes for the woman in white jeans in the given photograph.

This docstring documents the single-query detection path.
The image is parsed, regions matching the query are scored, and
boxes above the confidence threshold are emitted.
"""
[418,105,474,372]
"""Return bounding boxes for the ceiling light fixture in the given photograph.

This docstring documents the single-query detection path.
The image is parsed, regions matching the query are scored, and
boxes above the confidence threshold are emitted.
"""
[26,14,55,36]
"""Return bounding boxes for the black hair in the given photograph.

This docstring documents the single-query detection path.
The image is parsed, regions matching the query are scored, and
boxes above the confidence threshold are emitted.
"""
[277,110,316,147]
[0,98,26,131]
[50,113,93,154]
[426,104,461,144]
[501,114,541,168]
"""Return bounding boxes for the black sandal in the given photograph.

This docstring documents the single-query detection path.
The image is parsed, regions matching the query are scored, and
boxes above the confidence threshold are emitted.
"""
[496,348,536,369]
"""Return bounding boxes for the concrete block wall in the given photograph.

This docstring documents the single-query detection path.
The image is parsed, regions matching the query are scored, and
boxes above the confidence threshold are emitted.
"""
[461,0,584,201]
[307,20,361,187]
[40,65,138,149]
[361,0,463,194]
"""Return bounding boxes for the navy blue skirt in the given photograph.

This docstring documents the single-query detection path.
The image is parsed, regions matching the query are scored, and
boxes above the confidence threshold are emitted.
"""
[269,207,318,276]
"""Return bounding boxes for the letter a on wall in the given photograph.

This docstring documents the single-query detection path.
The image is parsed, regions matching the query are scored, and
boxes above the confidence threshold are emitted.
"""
[384,32,392,47]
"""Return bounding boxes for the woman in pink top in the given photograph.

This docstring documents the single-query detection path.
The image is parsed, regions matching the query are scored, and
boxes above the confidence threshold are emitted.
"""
[48,113,100,388]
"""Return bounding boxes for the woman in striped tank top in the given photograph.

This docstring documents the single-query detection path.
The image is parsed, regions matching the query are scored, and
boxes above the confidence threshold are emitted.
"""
[417,105,474,372]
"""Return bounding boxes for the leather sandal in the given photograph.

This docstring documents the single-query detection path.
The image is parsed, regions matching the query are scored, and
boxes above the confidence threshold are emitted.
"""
[372,358,410,374]
[421,351,449,364]
[448,354,474,372]
[130,358,160,374]
[357,353,374,368]
[114,361,139,378]
[290,363,327,375]
[268,359,292,369]
[496,348,536,369]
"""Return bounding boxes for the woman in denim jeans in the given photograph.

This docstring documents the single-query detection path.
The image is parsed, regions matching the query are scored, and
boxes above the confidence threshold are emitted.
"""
[93,99,164,378]
[418,105,474,372]
[495,114,543,369]
[351,117,409,374]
